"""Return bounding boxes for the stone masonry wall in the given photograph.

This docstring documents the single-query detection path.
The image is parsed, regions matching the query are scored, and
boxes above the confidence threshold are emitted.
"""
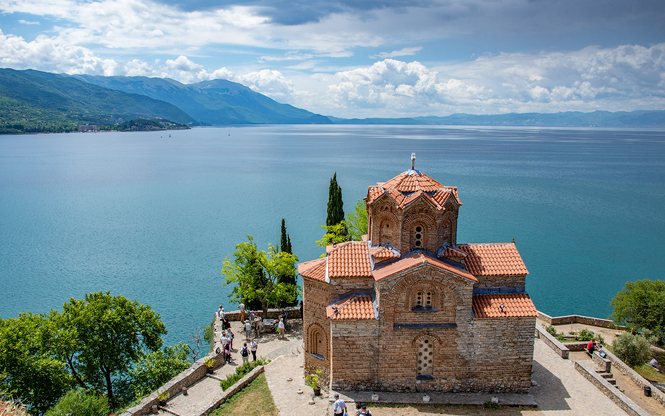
[303,277,331,383]
[473,274,526,290]
[330,320,380,391]
[470,316,535,393]
[330,267,535,393]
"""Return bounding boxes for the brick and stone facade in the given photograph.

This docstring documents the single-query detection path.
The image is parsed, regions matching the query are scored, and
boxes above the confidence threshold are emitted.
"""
[299,157,538,394]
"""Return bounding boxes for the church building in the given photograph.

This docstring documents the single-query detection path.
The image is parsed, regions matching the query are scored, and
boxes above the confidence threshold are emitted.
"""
[298,155,538,393]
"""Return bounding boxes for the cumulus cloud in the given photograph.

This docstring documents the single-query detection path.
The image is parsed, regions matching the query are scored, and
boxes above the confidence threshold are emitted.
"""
[18,19,39,25]
[370,47,422,59]
[309,43,665,117]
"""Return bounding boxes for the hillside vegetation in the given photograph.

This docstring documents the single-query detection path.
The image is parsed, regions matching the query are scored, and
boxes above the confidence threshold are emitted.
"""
[75,75,332,125]
[0,69,196,134]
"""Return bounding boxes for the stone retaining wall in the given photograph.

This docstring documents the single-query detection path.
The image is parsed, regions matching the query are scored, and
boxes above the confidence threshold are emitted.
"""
[120,352,226,416]
[575,360,651,416]
[222,306,301,321]
[535,326,569,359]
[592,351,612,373]
[602,347,665,408]
[538,311,626,330]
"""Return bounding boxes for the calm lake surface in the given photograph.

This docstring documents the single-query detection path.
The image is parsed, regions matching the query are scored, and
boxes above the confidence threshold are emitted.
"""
[1,125,664,345]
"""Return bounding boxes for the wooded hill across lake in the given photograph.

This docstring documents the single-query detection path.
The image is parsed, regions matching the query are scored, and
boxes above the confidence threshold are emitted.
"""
[1,68,664,134]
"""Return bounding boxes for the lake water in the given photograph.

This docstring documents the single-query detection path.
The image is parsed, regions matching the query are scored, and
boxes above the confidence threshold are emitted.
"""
[1,125,664,345]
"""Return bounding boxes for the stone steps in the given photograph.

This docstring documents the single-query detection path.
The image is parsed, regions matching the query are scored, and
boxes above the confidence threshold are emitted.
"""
[596,370,617,386]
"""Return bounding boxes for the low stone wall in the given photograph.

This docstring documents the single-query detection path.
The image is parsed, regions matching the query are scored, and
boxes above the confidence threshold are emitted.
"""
[592,351,612,373]
[535,326,569,359]
[538,311,626,330]
[563,341,587,352]
[575,360,651,416]
[120,352,226,416]
[223,306,301,321]
[602,348,665,408]
[199,366,265,416]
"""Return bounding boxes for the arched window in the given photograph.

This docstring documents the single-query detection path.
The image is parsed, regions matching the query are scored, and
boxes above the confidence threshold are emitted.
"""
[414,225,424,249]
[415,291,433,308]
[309,326,326,360]
[417,339,434,378]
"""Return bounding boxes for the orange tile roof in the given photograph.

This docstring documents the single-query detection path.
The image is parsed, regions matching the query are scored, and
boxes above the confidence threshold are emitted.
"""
[472,294,538,318]
[370,246,400,261]
[367,171,461,210]
[373,252,477,282]
[445,243,529,276]
[326,295,376,320]
[297,258,327,282]
[327,241,373,278]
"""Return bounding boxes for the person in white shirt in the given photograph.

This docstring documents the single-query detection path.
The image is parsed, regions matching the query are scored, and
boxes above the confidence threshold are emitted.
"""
[333,393,346,416]
[217,305,224,321]
[278,318,286,339]
[244,320,252,339]
[249,339,258,361]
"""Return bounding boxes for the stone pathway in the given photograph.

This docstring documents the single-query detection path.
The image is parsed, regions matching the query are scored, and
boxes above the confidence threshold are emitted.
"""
[264,354,329,416]
[156,318,303,416]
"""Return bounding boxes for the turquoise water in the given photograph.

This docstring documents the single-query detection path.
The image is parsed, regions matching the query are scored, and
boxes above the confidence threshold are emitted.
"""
[1,125,664,345]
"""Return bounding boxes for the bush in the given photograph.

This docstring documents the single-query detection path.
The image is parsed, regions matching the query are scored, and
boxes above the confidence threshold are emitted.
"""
[44,389,109,416]
[575,329,594,341]
[544,324,564,341]
[613,333,651,368]
[220,358,268,391]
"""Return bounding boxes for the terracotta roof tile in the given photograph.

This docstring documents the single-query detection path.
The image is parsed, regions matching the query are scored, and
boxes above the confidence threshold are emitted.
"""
[366,171,462,209]
[370,246,400,261]
[297,258,327,282]
[327,241,372,278]
[446,243,529,276]
[472,294,538,318]
[326,295,376,320]
[373,252,477,282]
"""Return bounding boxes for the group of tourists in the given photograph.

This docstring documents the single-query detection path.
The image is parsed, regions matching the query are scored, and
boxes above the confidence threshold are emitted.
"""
[333,394,373,416]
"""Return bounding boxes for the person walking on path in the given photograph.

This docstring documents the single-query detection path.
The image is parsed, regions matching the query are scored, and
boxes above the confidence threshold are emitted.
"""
[250,338,258,361]
[332,393,346,416]
[217,305,224,321]
[358,403,372,416]
[278,318,286,339]
[244,320,252,340]
[240,342,250,364]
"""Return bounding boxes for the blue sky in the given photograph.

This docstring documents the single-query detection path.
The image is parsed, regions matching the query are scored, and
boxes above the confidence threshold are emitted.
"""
[0,0,664,118]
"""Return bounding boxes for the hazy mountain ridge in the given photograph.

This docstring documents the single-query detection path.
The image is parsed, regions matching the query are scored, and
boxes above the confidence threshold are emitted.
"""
[329,110,665,127]
[0,69,196,133]
[73,75,333,125]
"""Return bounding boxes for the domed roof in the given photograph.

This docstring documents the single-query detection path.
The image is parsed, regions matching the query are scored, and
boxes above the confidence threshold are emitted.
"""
[366,169,461,210]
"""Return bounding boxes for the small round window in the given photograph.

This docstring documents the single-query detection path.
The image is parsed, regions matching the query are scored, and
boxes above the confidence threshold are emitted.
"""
[414,226,423,248]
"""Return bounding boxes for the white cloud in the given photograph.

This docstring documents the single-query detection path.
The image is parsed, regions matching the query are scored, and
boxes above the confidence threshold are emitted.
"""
[370,46,422,59]
[18,19,39,25]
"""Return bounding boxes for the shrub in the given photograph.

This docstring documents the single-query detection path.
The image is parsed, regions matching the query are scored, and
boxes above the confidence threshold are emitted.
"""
[544,324,564,341]
[44,389,109,416]
[613,333,651,367]
[220,358,268,390]
[575,329,594,341]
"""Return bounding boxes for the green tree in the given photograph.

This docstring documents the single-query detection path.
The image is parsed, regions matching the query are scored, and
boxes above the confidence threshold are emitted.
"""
[610,279,665,340]
[45,389,109,416]
[57,291,167,408]
[277,219,297,307]
[346,199,368,241]
[222,236,300,318]
[326,173,344,226]
[612,333,651,367]
[126,343,191,399]
[315,221,350,252]
[0,313,73,414]
[280,218,292,254]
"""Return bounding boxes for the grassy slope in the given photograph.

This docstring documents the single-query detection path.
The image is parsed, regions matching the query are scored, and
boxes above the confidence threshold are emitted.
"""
[210,373,278,416]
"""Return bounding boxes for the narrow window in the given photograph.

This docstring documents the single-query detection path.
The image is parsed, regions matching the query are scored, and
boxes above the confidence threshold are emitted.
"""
[416,291,423,307]
[426,291,432,308]
[414,225,423,248]
[417,339,434,377]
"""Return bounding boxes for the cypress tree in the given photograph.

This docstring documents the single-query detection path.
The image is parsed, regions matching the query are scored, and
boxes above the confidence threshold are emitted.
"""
[286,235,292,254]
[326,173,345,226]
[280,218,289,253]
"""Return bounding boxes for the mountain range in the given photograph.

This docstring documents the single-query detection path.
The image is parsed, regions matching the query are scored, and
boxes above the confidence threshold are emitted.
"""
[1,68,664,132]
